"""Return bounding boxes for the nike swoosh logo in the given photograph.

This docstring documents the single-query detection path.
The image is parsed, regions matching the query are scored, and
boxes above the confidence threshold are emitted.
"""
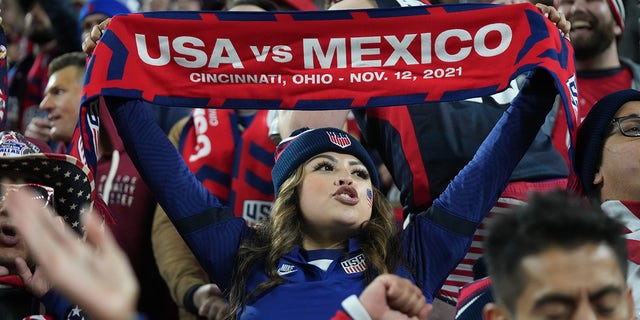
[277,269,297,276]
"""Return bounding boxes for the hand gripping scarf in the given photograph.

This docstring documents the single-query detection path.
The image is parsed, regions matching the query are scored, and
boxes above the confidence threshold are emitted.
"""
[72,2,578,184]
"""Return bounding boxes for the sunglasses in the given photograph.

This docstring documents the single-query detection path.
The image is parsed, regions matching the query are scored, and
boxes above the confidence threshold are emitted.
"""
[0,183,55,208]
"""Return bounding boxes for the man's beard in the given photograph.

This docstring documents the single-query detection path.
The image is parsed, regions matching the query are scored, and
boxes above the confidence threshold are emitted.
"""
[27,28,55,45]
[572,21,616,61]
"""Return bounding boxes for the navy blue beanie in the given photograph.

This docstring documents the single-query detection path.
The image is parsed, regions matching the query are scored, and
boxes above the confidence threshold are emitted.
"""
[574,89,640,199]
[79,0,134,24]
[271,127,379,196]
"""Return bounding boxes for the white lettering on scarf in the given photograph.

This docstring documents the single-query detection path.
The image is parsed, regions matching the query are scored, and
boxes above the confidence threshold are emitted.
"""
[132,24,512,70]
[188,108,214,163]
[303,24,512,69]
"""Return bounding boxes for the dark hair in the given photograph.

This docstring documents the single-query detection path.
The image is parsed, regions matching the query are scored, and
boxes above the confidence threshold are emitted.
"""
[48,51,87,77]
[227,165,402,319]
[226,0,278,11]
[484,189,628,313]
[17,0,37,12]
[18,0,82,52]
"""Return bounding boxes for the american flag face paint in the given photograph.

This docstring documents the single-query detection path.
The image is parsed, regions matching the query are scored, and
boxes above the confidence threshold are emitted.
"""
[366,188,373,208]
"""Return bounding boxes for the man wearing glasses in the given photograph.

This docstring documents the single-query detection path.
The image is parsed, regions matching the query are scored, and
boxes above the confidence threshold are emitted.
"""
[453,90,640,320]
[574,88,640,319]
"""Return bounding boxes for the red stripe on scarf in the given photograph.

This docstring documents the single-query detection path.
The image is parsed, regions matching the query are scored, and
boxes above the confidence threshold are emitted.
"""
[0,275,24,287]
[627,238,640,265]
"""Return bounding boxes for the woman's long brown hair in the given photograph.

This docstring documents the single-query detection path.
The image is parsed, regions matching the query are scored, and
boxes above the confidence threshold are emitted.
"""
[226,164,403,319]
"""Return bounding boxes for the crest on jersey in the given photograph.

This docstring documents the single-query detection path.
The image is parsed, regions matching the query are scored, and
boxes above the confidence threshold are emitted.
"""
[341,254,366,274]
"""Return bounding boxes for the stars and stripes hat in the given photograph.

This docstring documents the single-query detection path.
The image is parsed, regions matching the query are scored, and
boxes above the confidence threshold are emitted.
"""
[272,127,379,196]
[0,131,93,234]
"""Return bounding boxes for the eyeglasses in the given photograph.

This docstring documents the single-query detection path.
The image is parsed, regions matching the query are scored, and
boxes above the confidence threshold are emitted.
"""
[0,183,55,208]
[611,115,640,137]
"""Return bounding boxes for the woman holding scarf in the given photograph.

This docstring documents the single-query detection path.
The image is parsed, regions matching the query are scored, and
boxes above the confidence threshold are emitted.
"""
[98,64,560,319]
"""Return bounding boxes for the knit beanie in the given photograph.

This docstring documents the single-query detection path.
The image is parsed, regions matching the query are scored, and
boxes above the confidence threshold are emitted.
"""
[78,0,137,24]
[607,0,626,32]
[574,89,640,199]
[272,127,379,196]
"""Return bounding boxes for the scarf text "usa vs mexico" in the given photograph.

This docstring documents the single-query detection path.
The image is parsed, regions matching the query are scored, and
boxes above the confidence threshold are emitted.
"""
[73,2,577,183]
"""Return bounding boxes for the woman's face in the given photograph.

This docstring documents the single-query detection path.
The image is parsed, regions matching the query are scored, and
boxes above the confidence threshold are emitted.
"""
[297,152,373,248]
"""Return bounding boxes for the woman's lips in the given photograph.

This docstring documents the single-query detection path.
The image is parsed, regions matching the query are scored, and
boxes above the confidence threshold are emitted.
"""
[333,186,359,205]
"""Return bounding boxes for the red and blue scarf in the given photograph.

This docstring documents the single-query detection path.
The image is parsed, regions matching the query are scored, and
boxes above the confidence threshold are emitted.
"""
[72,3,577,186]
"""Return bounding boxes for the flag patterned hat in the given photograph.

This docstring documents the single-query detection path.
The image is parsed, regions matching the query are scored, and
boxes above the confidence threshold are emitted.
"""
[271,127,379,196]
[0,131,92,233]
